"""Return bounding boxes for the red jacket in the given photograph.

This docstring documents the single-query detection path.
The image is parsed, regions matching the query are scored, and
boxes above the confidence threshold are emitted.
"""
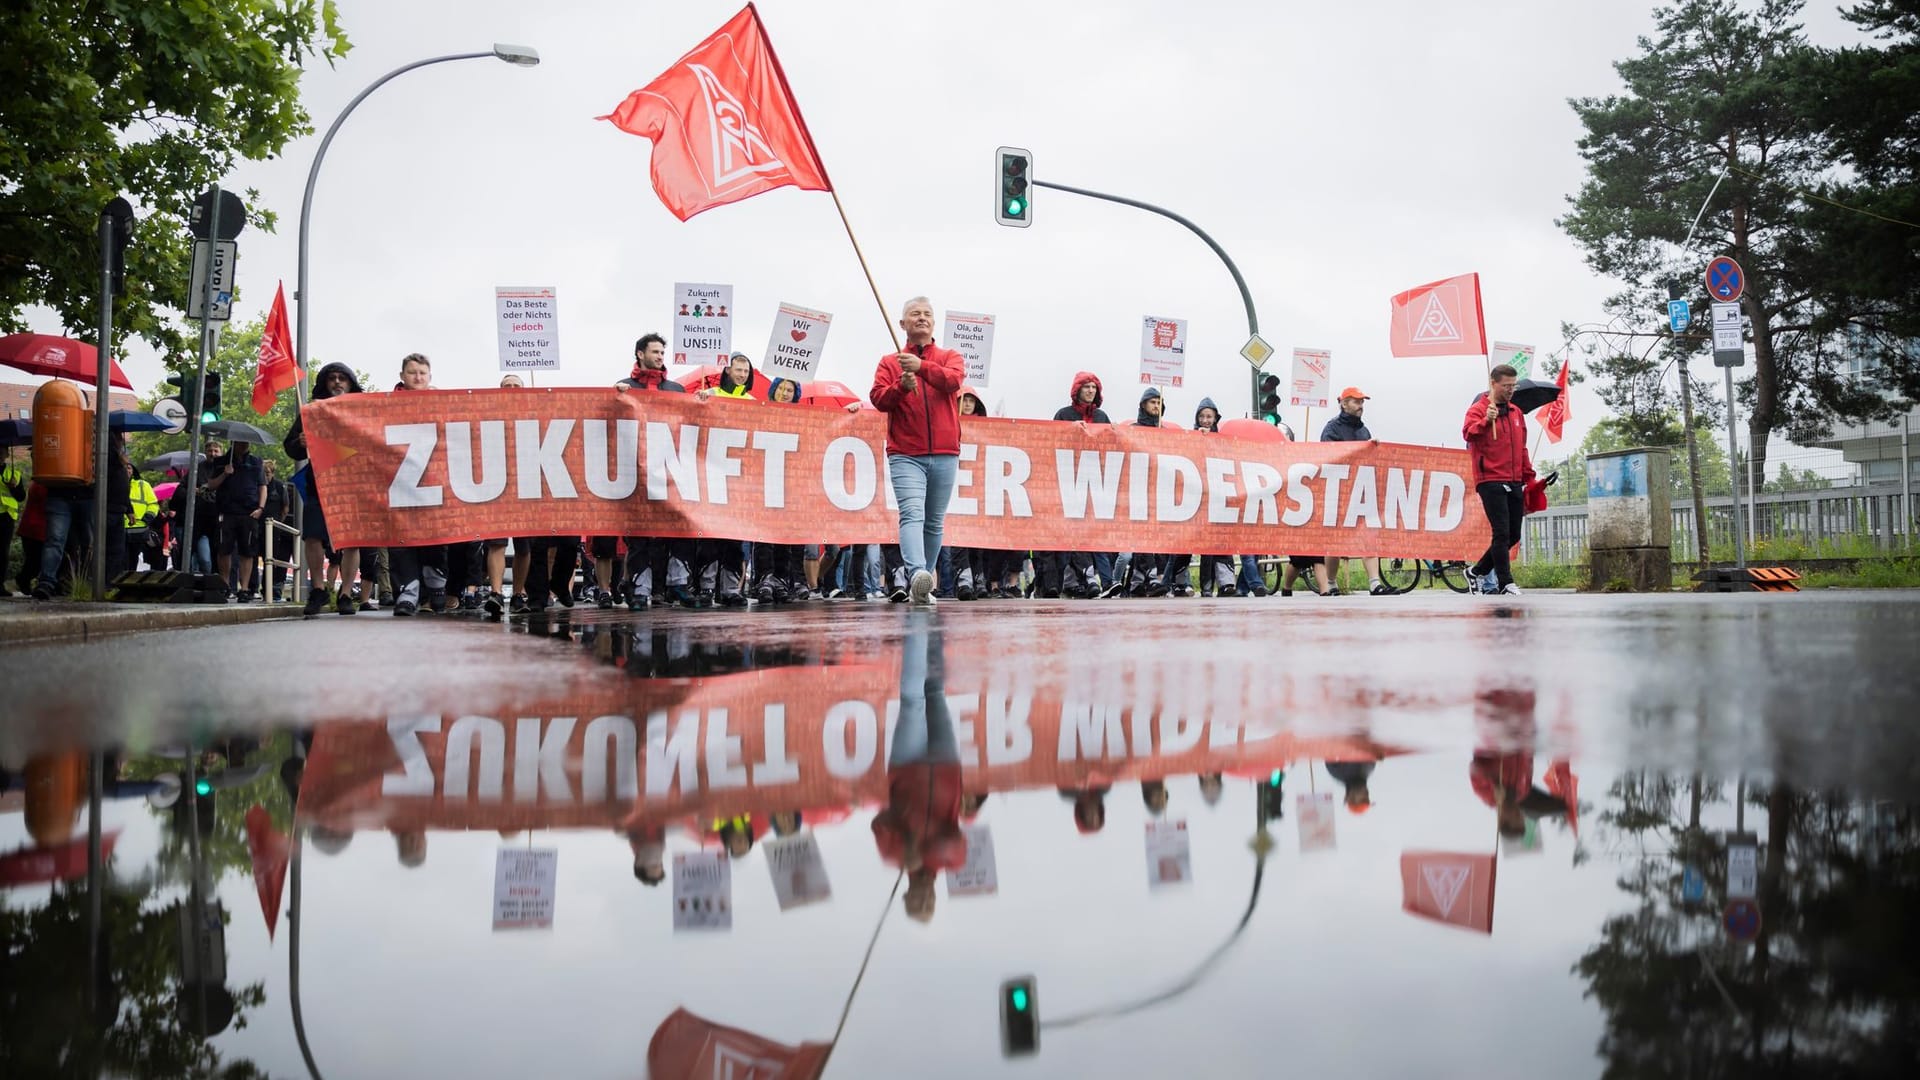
[1461,392,1535,486]
[871,342,965,457]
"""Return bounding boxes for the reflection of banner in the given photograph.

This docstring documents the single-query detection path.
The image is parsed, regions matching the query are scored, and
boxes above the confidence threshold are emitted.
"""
[243,807,290,940]
[304,388,1490,559]
[648,1007,828,1080]
[0,830,120,887]
[1399,850,1496,933]
[296,663,1409,836]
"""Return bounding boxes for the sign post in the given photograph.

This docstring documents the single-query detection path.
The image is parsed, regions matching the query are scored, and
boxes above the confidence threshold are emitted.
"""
[1668,299,1692,334]
[494,287,560,374]
[179,186,243,566]
[1707,262,1749,569]
[672,283,732,367]
[1138,316,1188,388]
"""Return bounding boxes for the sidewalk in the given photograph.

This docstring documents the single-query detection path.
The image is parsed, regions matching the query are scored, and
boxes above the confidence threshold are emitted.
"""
[0,595,302,646]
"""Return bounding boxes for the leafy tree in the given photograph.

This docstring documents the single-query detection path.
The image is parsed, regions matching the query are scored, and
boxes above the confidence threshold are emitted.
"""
[1559,0,1914,489]
[0,0,350,357]
[1539,412,1732,504]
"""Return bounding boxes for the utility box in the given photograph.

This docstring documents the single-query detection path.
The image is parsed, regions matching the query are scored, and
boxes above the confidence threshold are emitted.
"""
[1585,447,1672,591]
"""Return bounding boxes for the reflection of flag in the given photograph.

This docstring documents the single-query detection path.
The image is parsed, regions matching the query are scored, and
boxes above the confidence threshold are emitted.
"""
[599,5,832,221]
[647,1007,830,1079]
[244,805,291,940]
[1543,760,1580,838]
[0,830,119,887]
[1400,850,1496,933]
[1536,359,1572,443]
[251,282,301,415]
[1389,273,1487,358]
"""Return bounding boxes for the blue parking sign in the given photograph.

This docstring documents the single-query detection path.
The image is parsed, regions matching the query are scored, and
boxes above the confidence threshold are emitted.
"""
[1668,299,1691,334]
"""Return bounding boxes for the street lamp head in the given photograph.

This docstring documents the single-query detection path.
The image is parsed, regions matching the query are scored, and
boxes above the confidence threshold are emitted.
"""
[492,43,540,67]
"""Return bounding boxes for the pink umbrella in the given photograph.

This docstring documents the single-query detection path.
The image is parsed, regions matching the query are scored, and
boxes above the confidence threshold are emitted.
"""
[1219,417,1292,443]
[799,379,860,408]
[671,363,726,391]
[153,482,179,503]
[0,333,134,391]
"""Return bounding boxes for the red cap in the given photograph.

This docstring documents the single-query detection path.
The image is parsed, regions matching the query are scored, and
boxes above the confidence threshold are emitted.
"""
[1338,386,1369,401]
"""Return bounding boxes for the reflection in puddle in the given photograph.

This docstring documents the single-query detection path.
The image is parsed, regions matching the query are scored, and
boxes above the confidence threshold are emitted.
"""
[3,611,1917,1078]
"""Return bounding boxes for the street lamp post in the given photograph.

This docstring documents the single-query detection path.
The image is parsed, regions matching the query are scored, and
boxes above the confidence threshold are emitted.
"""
[293,43,540,400]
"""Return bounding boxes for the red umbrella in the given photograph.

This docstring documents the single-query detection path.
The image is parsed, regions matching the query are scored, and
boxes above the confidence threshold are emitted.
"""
[1218,417,1292,443]
[798,378,860,408]
[671,363,725,391]
[0,333,134,391]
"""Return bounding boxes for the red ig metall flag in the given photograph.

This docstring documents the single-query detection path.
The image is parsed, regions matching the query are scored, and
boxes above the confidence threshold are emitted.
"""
[647,1007,829,1079]
[1400,850,1497,934]
[1536,358,1572,443]
[1389,273,1488,358]
[244,805,291,941]
[251,282,301,415]
[599,4,832,221]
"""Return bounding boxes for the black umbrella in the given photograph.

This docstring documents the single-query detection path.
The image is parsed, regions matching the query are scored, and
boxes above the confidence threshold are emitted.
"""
[0,417,30,447]
[200,419,274,445]
[1511,378,1562,415]
[141,450,204,473]
[108,410,173,433]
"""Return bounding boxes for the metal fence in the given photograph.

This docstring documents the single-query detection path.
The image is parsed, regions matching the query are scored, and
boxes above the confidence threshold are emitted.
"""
[1521,482,1919,562]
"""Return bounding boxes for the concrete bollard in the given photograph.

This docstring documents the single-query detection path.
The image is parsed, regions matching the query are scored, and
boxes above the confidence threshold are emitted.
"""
[1586,447,1672,591]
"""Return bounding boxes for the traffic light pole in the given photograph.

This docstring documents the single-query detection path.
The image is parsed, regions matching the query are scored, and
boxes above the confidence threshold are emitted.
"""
[1029,179,1263,417]
[178,188,224,566]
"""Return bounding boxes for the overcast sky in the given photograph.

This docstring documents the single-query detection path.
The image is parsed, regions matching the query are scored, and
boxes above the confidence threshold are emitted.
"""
[29,0,1870,452]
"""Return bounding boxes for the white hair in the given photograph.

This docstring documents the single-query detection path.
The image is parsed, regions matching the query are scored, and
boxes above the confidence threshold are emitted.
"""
[900,296,932,317]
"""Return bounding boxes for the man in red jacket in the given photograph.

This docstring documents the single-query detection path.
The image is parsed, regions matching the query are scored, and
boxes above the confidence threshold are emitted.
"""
[1461,364,1534,596]
[871,296,965,605]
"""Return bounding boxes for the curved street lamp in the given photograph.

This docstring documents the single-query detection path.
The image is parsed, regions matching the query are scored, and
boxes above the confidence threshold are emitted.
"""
[293,44,540,402]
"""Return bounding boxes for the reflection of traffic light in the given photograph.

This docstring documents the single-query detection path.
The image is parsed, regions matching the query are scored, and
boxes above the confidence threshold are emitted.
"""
[995,147,1032,228]
[1260,374,1282,424]
[200,372,222,423]
[173,781,216,837]
[1000,976,1039,1057]
[1260,768,1286,821]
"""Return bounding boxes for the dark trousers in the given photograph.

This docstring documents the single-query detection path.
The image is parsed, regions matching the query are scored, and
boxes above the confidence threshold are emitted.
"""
[389,543,447,606]
[519,537,580,608]
[751,541,804,586]
[1036,551,1094,595]
[1471,482,1526,587]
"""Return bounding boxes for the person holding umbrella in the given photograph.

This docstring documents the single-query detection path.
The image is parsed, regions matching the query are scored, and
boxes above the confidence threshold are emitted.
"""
[1462,364,1535,596]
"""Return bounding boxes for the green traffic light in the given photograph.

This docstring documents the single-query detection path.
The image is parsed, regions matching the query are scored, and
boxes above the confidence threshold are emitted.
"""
[194,778,213,796]
[1010,987,1029,1011]
[1268,769,1283,786]
[1006,198,1025,216]
[200,410,218,424]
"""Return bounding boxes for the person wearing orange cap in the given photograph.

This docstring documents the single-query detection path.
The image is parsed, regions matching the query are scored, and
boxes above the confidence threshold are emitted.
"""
[1325,760,1375,813]
[1320,387,1390,596]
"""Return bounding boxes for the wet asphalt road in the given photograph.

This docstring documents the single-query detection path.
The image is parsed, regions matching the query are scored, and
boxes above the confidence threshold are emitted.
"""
[10,590,1920,795]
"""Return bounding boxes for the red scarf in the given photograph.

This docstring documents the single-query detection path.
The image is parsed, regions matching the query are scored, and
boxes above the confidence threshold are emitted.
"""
[1072,399,1099,422]
[628,364,665,390]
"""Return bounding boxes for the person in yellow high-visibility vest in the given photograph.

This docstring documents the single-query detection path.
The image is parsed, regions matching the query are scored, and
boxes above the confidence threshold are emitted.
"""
[1,455,26,597]
[125,469,159,572]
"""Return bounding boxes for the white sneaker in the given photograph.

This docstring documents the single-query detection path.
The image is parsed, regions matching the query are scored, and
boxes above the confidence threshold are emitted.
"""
[910,569,935,604]
[1500,582,1523,595]
[1464,567,1484,595]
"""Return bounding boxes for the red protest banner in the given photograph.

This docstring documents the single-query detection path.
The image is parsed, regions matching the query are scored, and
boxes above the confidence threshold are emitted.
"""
[303,389,1492,559]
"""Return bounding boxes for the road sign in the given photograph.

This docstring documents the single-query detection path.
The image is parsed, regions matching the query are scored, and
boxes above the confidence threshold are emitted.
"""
[1668,299,1692,334]
[153,397,187,434]
[1724,898,1762,942]
[1710,301,1744,367]
[189,188,246,241]
[1239,334,1274,369]
[1726,842,1758,899]
[1681,864,1705,902]
[187,240,237,322]
[1705,256,1744,302]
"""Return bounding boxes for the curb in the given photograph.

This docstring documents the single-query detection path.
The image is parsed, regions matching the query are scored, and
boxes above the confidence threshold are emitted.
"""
[0,603,304,646]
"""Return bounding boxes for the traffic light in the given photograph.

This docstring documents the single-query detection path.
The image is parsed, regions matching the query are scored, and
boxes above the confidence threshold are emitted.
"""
[200,371,222,423]
[1260,768,1286,821]
[1259,374,1282,424]
[999,976,1039,1057]
[996,147,1032,228]
[168,371,199,417]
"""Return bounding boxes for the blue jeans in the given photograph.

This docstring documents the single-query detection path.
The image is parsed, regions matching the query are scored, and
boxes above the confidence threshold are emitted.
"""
[1239,555,1263,593]
[192,534,213,575]
[890,615,956,767]
[38,492,93,591]
[887,454,957,577]
[1093,552,1117,588]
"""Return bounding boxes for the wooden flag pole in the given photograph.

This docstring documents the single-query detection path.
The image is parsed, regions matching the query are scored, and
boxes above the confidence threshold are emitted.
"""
[752,2,903,355]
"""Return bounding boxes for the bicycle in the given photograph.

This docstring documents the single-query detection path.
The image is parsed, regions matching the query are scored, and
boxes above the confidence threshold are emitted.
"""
[1378,558,1474,594]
